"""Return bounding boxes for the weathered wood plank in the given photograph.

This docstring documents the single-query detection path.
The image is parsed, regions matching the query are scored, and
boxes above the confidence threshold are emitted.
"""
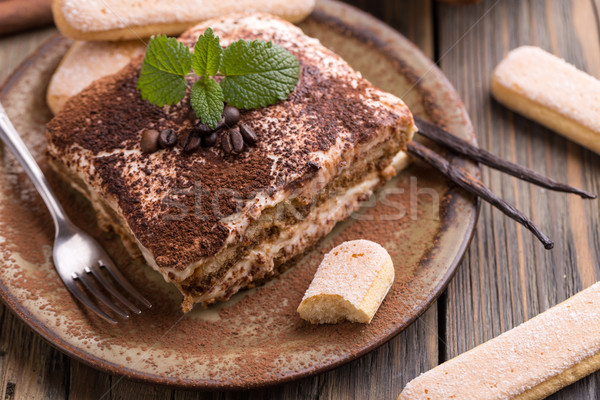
[0,309,69,399]
[343,0,434,58]
[67,361,111,400]
[437,1,600,399]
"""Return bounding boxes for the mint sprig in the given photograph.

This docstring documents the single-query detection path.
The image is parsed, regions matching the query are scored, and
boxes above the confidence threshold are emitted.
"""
[137,28,300,129]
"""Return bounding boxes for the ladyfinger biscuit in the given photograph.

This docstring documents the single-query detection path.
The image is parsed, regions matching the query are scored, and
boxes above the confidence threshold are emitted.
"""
[297,240,394,324]
[399,281,600,399]
[492,46,600,155]
[46,40,145,114]
[52,0,316,41]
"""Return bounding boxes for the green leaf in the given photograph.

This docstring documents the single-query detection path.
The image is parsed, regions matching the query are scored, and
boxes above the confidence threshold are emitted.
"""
[138,64,188,106]
[137,35,193,106]
[190,78,224,129]
[193,28,223,78]
[220,40,300,109]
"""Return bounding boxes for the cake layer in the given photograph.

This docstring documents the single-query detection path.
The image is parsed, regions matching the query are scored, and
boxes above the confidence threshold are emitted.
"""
[46,14,416,310]
[51,149,409,311]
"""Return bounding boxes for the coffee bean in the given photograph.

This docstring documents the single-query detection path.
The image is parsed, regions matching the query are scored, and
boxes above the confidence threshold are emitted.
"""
[141,129,160,153]
[221,131,233,154]
[223,105,240,127]
[230,128,244,153]
[184,135,202,153]
[194,122,213,136]
[239,123,257,145]
[202,132,218,147]
[178,132,189,147]
[158,129,177,148]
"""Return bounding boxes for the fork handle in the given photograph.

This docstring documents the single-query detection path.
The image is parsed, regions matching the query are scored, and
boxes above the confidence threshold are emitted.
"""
[0,102,68,231]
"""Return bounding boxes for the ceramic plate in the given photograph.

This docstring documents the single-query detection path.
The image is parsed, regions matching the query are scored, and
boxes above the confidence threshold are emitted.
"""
[0,0,478,389]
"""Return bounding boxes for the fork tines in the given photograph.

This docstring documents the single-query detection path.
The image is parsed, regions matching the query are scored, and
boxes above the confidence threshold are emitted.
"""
[71,260,151,324]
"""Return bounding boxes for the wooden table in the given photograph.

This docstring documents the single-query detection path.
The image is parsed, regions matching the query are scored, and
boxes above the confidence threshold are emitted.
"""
[1,0,599,398]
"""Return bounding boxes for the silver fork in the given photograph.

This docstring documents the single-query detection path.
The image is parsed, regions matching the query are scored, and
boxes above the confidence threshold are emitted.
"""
[0,103,151,324]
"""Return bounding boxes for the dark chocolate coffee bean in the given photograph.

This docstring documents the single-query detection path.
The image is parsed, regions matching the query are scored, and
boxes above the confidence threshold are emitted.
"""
[239,123,257,145]
[158,129,177,148]
[140,129,160,153]
[221,131,233,154]
[194,122,213,136]
[184,135,202,153]
[178,132,189,147]
[202,132,218,148]
[223,105,240,127]
[230,128,244,153]
[216,117,227,131]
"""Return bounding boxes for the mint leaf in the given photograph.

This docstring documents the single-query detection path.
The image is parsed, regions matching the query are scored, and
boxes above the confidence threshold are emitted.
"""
[193,28,223,78]
[143,35,193,76]
[137,35,192,106]
[220,40,300,109]
[138,65,188,106]
[190,78,224,129]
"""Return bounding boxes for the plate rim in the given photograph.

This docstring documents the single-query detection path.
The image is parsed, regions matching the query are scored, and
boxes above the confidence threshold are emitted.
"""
[0,1,480,390]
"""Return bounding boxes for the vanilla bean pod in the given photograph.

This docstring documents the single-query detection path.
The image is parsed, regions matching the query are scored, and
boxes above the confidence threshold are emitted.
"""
[407,141,554,249]
[414,116,596,199]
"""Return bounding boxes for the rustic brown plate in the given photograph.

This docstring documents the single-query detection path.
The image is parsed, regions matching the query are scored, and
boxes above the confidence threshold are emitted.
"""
[0,0,479,390]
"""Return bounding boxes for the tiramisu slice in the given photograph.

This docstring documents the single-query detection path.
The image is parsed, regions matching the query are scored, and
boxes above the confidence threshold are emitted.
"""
[46,14,416,312]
